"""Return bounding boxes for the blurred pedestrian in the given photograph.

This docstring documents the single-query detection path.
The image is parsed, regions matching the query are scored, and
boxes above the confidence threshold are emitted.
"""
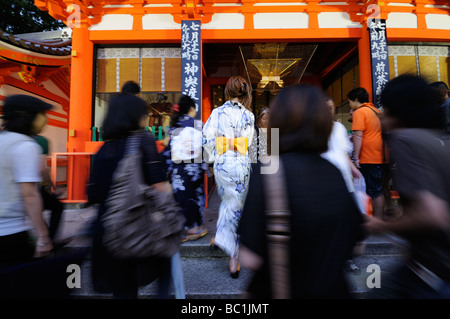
[32,134,65,244]
[366,74,450,299]
[203,75,255,278]
[87,93,173,299]
[162,94,208,242]
[347,87,386,219]
[0,95,54,269]
[322,96,362,193]
[322,96,365,274]
[238,84,365,298]
[121,80,141,96]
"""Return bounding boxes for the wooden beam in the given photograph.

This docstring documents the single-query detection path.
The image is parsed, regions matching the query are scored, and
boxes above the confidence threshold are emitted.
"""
[47,109,68,120]
[320,45,358,79]
[47,117,68,129]
[3,75,70,110]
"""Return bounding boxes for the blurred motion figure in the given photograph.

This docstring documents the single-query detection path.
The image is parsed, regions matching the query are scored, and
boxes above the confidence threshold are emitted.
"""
[0,95,54,267]
[367,74,450,298]
[238,84,365,298]
[87,93,172,298]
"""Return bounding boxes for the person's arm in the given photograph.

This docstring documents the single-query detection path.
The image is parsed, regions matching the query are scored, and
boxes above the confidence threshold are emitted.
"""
[348,155,362,178]
[366,190,450,236]
[243,111,255,148]
[40,159,51,186]
[40,157,63,196]
[87,146,104,205]
[153,181,173,193]
[202,109,218,164]
[239,245,263,271]
[238,163,266,270]
[38,137,55,190]
[141,131,172,193]
[352,130,363,168]
[366,132,450,235]
[20,182,53,257]
[162,136,170,147]
[13,142,53,256]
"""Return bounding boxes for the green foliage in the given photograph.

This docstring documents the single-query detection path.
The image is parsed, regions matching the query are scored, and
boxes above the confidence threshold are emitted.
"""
[0,0,65,34]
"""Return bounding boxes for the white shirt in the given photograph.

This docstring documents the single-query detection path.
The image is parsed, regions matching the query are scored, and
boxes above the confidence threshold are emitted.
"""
[321,121,355,193]
[0,131,42,236]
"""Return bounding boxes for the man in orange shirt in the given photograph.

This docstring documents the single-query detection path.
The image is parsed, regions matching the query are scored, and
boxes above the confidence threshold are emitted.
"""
[348,87,385,219]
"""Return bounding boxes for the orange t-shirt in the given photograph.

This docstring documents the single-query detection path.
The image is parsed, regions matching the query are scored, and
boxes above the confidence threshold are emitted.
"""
[351,103,384,164]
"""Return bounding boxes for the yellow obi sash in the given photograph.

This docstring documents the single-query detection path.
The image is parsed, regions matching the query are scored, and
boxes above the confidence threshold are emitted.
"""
[216,136,248,155]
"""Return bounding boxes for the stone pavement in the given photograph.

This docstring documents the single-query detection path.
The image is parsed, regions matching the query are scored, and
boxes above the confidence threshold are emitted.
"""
[49,189,408,299]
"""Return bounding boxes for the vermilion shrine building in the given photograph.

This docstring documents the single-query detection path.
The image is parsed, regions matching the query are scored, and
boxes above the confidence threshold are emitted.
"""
[0,0,449,202]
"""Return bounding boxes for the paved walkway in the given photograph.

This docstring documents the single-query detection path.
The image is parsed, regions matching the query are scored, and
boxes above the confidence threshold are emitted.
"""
[47,188,408,298]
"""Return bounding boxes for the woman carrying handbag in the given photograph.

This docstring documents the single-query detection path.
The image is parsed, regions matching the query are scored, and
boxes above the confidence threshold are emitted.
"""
[87,93,176,299]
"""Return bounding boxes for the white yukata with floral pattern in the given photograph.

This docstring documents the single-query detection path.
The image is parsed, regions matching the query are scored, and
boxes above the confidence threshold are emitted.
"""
[203,100,255,257]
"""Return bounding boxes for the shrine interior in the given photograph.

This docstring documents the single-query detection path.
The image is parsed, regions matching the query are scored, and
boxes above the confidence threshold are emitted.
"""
[203,41,359,131]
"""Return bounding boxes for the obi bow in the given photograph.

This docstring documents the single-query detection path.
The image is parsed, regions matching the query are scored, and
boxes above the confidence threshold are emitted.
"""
[216,136,248,155]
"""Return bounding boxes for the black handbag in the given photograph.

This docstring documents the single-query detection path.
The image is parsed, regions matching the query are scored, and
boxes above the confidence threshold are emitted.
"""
[102,132,185,259]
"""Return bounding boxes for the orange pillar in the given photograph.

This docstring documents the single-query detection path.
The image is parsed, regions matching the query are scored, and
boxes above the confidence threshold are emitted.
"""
[358,23,373,103]
[67,27,94,201]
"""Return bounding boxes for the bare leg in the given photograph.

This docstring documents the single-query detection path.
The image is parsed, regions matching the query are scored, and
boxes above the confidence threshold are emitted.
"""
[230,256,239,273]
[372,194,385,219]
[230,254,241,279]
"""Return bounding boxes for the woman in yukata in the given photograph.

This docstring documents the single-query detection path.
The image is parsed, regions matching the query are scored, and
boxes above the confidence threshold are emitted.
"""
[203,75,255,278]
[162,95,209,242]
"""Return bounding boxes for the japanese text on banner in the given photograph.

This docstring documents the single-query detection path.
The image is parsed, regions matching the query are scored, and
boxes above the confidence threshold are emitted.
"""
[181,20,201,119]
[369,19,390,109]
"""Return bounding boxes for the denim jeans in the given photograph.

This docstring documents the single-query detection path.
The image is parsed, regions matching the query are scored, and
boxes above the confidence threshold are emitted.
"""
[171,252,186,299]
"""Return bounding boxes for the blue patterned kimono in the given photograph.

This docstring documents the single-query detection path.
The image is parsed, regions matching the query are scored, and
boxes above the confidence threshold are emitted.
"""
[202,101,255,257]
[162,115,208,228]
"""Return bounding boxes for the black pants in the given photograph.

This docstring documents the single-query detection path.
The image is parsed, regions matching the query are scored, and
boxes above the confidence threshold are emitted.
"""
[91,217,172,299]
[0,231,35,270]
[40,186,64,240]
[109,257,171,299]
[0,231,89,299]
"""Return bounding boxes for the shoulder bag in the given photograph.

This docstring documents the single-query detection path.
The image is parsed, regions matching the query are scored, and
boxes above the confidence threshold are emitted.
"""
[102,132,185,259]
[262,157,292,299]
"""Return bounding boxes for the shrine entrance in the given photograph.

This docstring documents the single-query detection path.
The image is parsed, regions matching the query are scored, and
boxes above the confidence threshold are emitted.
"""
[202,41,360,132]
[92,41,362,138]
